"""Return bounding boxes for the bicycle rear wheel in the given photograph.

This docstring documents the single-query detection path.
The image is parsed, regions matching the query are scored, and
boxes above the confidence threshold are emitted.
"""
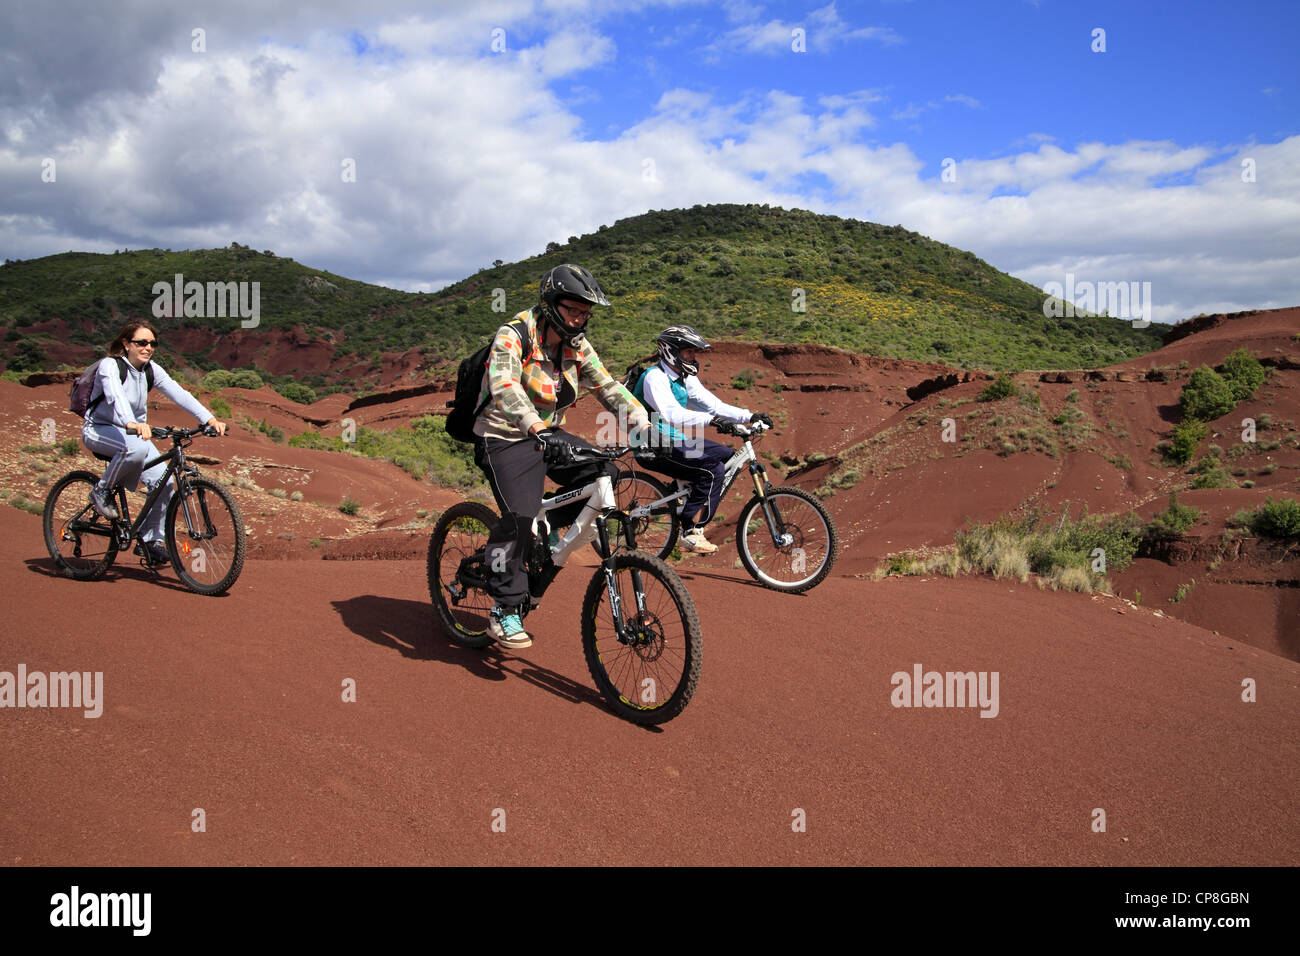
[582,551,701,725]
[165,476,246,595]
[43,470,119,580]
[736,486,838,593]
[428,502,498,649]
[602,467,679,560]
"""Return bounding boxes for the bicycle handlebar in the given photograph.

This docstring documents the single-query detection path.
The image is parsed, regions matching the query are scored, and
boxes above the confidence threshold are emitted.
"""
[126,424,221,440]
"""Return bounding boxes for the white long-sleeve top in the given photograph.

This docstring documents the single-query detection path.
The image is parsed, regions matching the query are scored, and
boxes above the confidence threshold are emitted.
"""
[85,357,212,429]
[640,361,751,434]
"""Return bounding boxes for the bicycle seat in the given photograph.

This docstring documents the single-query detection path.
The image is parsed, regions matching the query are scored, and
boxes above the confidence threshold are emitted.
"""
[92,451,113,462]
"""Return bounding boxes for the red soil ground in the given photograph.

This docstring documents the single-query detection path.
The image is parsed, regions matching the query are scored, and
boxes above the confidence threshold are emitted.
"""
[2,308,1296,865]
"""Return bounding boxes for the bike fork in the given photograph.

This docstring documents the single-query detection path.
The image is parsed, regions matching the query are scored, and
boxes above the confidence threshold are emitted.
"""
[751,478,795,549]
[596,515,650,645]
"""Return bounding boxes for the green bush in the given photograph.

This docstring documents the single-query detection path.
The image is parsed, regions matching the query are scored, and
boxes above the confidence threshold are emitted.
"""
[1221,348,1266,401]
[202,369,234,390]
[1166,420,1207,465]
[1180,366,1235,421]
[1190,467,1233,490]
[7,338,47,373]
[209,396,232,418]
[291,416,484,491]
[1145,493,1201,542]
[731,368,756,390]
[339,496,360,515]
[276,381,317,405]
[230,370,265,390]
[978,374,1017,402]
[1243,497,1300,538]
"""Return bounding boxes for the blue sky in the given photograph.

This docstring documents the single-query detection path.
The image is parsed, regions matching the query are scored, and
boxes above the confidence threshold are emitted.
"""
[1,0,1297,322]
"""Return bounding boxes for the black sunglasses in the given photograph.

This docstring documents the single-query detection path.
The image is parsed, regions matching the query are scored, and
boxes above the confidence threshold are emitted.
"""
[130,338,157,347]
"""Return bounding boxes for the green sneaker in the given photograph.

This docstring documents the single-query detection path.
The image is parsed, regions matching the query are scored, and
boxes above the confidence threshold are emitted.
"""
[488,605,532,649]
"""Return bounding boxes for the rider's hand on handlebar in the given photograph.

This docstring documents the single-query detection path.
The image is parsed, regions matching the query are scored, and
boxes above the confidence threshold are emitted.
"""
[536,430,576,466]
[749,412,773,429]
[710,416,744,437]
[205,418,227,437]
[127,422,153,441]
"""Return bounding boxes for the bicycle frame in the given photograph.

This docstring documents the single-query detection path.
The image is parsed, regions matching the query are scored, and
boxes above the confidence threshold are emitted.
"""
[626,426,796,549]
[82,430,211,554]
[453,448,649,643]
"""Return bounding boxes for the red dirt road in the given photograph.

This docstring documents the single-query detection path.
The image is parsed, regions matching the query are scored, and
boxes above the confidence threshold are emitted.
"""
[1,505,1295,866]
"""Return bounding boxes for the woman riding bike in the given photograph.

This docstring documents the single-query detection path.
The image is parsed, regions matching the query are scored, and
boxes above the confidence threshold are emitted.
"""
[631,325,772,553]
[81,319,227,565]
[473,264,650,649]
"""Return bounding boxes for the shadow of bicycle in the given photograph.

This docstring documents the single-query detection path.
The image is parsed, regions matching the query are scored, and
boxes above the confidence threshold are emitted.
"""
[25,555,204,595]
[331,594,659,728]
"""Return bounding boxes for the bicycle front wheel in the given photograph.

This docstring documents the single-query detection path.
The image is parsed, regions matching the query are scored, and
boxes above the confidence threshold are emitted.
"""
[43,470,119,580]
[582,551,702,725]
[427,502,499,649]
[737,486,838,593]
[165,476,246,595]
[601,468,679,560]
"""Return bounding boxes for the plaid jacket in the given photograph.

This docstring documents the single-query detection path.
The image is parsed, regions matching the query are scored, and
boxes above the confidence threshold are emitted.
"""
[474,307,648,441]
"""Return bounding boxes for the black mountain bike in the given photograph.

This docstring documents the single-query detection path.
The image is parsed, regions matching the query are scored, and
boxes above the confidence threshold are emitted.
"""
[613,421,839,593]
[427,446,702,725]
[43,425,246,595]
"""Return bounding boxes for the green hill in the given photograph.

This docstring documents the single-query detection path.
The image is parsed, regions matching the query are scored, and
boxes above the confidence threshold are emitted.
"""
[0,204,1165,382]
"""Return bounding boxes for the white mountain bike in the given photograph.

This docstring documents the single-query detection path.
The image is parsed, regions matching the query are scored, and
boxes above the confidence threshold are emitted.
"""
[427,445,702,726]
[613,422,838,593]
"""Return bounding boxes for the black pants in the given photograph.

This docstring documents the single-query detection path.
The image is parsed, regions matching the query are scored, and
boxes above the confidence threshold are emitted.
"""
[639,438,733,526]
[474,429,615,607]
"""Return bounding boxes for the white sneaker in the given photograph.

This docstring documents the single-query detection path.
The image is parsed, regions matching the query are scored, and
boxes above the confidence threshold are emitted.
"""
[679,528,718,554]
[488,605,533,649]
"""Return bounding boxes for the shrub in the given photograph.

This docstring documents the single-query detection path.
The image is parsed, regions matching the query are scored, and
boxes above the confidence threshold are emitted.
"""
[209,396,232,418]
[978,375,1017,402]
[230,370,265,390]
[1145,493,1201,542]
[1243,497,1300,538]
[339,496,360,516]
[1221,348,1266,401]
[1166,420,1207,465]
[269,488,287,498]
[731,368,756,390]
[276,381,317,405]
[1190,467,1232,490]
[7,338,47,373]
[1180,366,1235,420]
[56,437,79,457]
[290,491,304,502]
[203,369,235,390]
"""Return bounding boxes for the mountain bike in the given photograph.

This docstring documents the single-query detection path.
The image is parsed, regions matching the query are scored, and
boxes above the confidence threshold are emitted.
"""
[427,445,702,726]
[42,425,246,595]
[613,421,838,593]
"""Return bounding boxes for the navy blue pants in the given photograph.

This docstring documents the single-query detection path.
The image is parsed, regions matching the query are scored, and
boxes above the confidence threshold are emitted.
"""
[639,438,733,526]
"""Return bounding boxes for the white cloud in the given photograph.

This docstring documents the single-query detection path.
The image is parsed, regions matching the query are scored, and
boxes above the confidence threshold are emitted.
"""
[708,0,902,56]
[0,3,1295,324]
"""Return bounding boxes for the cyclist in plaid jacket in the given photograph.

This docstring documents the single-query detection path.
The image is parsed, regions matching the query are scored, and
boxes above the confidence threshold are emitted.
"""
[473,264,649,649]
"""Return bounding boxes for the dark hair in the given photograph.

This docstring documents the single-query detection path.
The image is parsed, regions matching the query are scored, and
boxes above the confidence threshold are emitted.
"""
[107,319,158,357]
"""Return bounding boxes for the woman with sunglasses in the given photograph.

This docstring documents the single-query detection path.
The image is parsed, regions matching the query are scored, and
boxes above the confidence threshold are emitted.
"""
[81,319,228,565]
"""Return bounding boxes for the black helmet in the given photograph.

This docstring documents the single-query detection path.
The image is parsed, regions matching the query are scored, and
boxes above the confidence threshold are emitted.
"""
[538,264,609,347]
[657,325,711,376]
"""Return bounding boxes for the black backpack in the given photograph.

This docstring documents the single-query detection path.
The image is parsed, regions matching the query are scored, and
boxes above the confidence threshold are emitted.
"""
[69,356,154,417]
[621,353,657,400]
[444,320,531,442]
